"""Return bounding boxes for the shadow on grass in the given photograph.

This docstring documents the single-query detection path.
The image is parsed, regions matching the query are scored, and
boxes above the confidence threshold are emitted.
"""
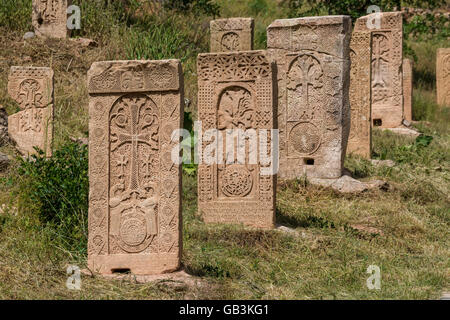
[276,208,336,230]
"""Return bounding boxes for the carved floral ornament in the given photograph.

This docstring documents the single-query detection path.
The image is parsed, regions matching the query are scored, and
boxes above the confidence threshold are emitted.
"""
[217,86,255,130]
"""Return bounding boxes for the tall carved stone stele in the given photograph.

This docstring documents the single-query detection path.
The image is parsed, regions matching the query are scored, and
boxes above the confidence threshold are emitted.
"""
[436,48,450,107]
[210,18,254,52]
[87,60,183,275]
[32,0,70,38]
[347,32,372,158]
[354,12,403,128]
[7,66,53,157]
[403,58,413,121]
[267,16,351,179]
[197,50,276,229]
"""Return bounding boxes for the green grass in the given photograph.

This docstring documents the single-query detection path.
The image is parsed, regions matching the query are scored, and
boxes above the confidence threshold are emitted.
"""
[0,0,449,299]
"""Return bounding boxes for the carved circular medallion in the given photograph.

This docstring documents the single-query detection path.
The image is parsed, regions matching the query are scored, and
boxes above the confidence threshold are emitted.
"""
[221,32,240,51]
[289,122,321,155]
[221,165,252,197]
[162,205,174,218]
[120,218,147,246]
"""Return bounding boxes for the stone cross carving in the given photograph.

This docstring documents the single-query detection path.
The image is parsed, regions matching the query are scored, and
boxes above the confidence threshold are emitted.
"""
[354,12,403,128]
[436,48,450,107]
[88,60,183,275]
[210,18,254,52]
[32,0,70,38]
[267,15,352,179]
[7,67,54,156]
[347,32,372,158]
[197,50,276,229]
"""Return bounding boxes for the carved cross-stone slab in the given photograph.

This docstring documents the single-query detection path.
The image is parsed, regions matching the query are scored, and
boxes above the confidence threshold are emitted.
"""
[7,66,53,157]
[436,48,450,107]
[32,0,70,38]
[87,60,183,275]
[267,15,352,179]
[403,58,413,121]
[347,32,372,159]
[354,12,403,128]
[210,18,254,53]
[197,50,276,229]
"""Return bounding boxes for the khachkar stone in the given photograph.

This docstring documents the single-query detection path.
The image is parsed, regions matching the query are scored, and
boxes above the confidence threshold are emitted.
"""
[436,48,450,106]
[32,0,70,38]
[267,16,352,179]
[403,58,413,121]
[347,32,372,158]
[87,60,183,275]
[354,12,403,128]
[7,67,54,157]
[197,51,276,229]
[210,18,254,52]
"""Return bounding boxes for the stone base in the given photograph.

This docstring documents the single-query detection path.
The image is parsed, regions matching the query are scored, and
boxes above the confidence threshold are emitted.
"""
[309,174,389,193]
[82,268,196,285]
[200,204,275,229]
[88,253,180,275]
[382,126,421,138]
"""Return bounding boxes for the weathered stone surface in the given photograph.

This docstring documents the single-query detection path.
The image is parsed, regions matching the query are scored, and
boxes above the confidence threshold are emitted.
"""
[0,107,8,146]
[354,12,403,128]
[7,66,53,156]
[309,174,389,193]
[87,60,183,275]
[267,15,352,179]
[436,48,450,106]
[210,18,254,52]
[197,50,276,229]
[348,32,372,158]
[403,58,413,121]
[382,126,420,137]
[33,0,70,38]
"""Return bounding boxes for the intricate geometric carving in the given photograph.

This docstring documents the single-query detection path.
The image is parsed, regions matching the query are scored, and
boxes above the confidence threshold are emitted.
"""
[198,51,270,81]
[221,165,253,197]
[197,50,275,229]
[347,32,372,158]
[88,60,183,275]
